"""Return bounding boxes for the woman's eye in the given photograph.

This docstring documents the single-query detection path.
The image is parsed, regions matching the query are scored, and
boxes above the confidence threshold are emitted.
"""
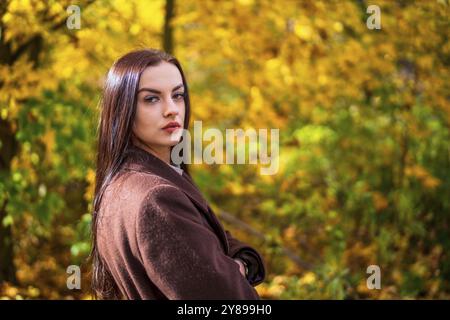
[144,96,159,103]
[173,92,185,100]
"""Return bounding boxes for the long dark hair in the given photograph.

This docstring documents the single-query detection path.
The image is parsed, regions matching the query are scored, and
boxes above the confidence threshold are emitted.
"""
[90,49,191,299]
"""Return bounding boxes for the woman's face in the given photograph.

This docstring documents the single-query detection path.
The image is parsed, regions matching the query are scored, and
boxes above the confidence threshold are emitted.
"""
[132,62,186,161]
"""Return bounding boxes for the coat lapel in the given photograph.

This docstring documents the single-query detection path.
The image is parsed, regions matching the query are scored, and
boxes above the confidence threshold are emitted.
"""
[121,144,230,254]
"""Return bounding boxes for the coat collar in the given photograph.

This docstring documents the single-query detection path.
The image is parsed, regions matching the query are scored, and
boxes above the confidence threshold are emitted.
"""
[121,144,230,254]
[121,144,209,213]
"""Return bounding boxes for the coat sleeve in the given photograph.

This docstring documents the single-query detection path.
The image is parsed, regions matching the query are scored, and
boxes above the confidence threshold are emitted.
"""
[135,184,260,300]
[225,230,266,286]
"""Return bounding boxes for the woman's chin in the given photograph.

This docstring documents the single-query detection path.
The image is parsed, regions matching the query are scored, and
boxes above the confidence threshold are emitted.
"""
[166,140,181,147]
[164,130,183,145]
[160,137,182,147]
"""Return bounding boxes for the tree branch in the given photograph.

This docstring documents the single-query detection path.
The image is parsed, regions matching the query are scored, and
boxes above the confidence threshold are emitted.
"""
[217,209,314,270]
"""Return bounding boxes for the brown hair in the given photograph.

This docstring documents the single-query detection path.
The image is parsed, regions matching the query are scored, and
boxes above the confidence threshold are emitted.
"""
[90,48,191,299]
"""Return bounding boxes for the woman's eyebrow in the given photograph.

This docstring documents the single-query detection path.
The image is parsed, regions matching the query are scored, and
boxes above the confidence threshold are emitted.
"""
[137,83,184,94]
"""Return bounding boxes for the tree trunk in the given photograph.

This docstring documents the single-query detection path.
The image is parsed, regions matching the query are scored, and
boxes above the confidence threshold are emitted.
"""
[163,0,175,54]
[0,119,18,284]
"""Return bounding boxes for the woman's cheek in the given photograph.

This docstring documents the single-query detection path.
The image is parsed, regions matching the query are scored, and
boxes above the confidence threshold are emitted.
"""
[137,105,156,126]
[134,107,153,138]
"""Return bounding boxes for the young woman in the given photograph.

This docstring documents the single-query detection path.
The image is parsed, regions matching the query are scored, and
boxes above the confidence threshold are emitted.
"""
[91,49,266,299]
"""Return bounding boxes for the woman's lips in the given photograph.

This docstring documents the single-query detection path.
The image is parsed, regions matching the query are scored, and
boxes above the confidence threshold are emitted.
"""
[161,122,181,133]
[162,126,181,133]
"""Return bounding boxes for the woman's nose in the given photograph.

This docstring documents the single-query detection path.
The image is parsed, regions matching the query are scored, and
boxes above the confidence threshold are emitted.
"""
[163,97,179,117]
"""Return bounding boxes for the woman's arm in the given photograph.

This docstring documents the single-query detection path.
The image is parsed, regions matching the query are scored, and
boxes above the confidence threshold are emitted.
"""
[135,184,260,300]
[225,230,266,286]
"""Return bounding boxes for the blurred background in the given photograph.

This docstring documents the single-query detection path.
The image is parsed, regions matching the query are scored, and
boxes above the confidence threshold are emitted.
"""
[0,0,449,299]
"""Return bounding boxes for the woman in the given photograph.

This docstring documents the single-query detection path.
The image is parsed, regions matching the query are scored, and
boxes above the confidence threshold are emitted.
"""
[91,49,266,300]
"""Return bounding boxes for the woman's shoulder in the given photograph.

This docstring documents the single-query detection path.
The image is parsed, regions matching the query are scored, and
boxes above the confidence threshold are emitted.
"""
[97,169,185,239]
[104,169,176,204]
[107,169,202,222]
[100,168,171,211]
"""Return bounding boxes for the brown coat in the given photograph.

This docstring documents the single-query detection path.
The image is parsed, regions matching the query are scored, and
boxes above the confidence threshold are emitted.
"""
[97,145,266,299]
